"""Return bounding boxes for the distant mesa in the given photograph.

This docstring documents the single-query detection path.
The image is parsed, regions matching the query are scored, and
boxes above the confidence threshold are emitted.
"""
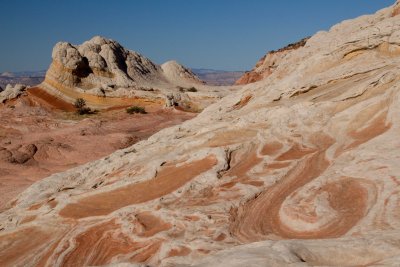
[192,68,245,86]
[0,72,16,78]
[1,70,47,78]
[0,71,46,88]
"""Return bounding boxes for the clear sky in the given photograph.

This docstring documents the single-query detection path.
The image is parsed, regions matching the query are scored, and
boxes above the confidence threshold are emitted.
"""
[0,0,395,72]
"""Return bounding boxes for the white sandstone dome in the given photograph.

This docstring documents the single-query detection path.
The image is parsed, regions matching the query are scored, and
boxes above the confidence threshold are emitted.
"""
[161,60,204,85]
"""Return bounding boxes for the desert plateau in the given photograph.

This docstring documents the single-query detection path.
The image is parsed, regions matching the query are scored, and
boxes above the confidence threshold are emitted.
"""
[1,1,400,266]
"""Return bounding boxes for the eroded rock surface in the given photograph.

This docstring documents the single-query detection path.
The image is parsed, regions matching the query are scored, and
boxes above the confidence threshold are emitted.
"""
[0,84,27,103]
[42,36,236,110]
[2,1,400,267]
[235,37,309,85]
[0,88,194,210]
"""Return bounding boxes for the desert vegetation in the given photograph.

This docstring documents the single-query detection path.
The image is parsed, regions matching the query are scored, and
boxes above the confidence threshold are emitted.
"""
[177,86,198,93]
[126,105,147,114]
[74,98,92,115]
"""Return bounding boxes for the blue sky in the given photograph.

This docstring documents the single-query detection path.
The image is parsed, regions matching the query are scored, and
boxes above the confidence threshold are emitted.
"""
[0,0,395,72]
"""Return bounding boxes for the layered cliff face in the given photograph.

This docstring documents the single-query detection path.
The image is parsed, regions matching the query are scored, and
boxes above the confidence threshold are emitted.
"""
[2,1,400,267]
[235,37,309,85]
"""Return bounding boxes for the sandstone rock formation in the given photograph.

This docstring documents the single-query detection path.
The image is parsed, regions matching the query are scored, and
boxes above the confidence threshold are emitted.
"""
[2,1,400,267]
[188,232,400,266]
[41,36,232,110]
[235,37,309,85]
[161,60,204,86]
[0,84,27,103]
[0,86,195,209]
[46,36,163,91]
[393,0,400,16]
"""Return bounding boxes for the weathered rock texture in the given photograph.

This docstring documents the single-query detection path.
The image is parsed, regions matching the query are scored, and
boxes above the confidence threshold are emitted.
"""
[235,37,309,85]
[2,1,400,267]
[0,84,27,103]
[0,87,195,210]
[42,36,230,110]
[46,36,166,91]
[161,61,204,85]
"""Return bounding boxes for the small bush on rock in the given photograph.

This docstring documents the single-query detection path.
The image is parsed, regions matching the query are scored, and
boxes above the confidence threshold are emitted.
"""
[187,87,198,92]
[126,106,147,114]
[176,86,198,93]
[78,107,92,115]
[74,98,86,109]
[74,98,92,115]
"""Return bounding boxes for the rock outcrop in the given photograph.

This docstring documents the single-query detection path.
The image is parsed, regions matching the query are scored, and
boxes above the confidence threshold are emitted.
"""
[235,37,309,85]
[393,0,400,16]
[161,60,204,86]
[2,1,400,267]
[0,84,27,103]
[0,86,195,209]
[45,36,165,92]
[41,36,227,110]
[0,144,37,164]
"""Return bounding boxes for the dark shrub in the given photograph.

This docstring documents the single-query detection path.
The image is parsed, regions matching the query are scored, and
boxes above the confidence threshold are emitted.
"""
[74,98,86,109]
[74,98,92,115]
[78,107,92,115]
[126,106,147,114]
[187,87,197,92]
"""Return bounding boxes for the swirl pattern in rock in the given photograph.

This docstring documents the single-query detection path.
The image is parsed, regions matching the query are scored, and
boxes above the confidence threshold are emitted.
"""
[2,1,400,267]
